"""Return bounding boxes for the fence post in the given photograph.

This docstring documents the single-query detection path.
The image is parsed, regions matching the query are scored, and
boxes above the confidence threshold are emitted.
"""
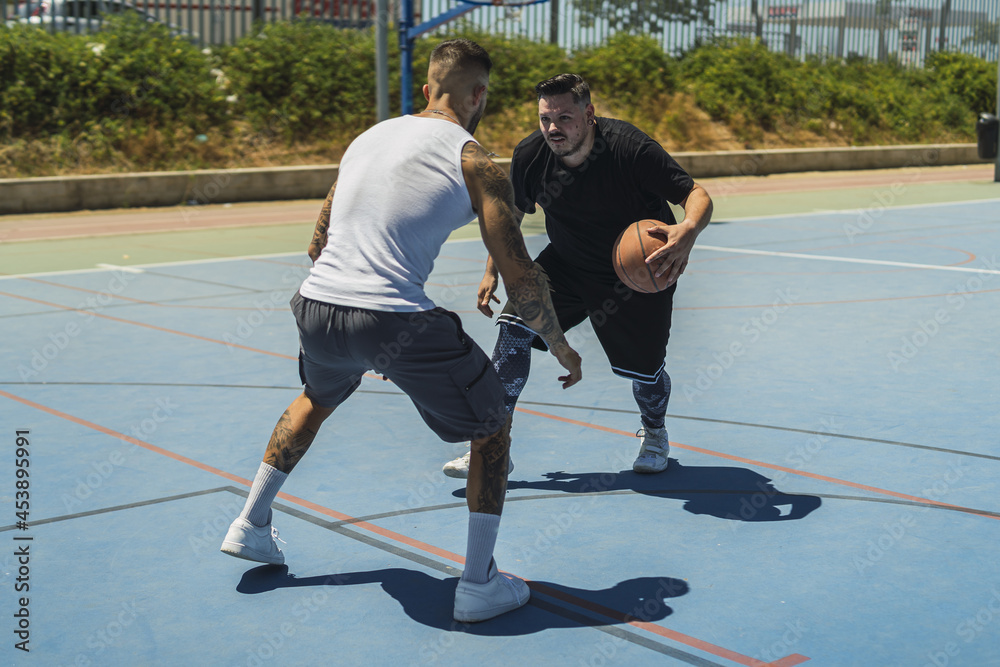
[995,16,999,181]
[549,0,558,44]
[376,0,389,121]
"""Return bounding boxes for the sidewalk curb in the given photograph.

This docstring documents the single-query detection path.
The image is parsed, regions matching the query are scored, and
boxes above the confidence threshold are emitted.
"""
[0,144,987,215]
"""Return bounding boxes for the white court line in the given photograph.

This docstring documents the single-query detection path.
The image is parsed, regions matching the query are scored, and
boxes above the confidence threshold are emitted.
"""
[697,245,1000,276]
[95,263,145,274]
[2,193,997,281]
[716,196,1000,223]
[0,229,514,281]
[0,251,305,281]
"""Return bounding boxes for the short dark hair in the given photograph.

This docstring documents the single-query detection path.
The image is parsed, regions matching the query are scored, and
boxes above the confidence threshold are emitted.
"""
[535,73,591,107]
[429,39,493,76]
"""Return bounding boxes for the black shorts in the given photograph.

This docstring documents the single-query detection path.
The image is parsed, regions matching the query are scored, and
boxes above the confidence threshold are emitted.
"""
[497,245,675,382]
[291,292,506,442]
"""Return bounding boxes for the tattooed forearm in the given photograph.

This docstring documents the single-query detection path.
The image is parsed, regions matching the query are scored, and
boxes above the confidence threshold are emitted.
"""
[308,182,336,262]
[506,264,566,348]
[462,143,567,349]
[263,409,319,473]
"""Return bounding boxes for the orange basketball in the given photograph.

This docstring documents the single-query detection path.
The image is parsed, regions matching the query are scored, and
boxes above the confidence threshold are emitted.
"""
[612,220,673,293]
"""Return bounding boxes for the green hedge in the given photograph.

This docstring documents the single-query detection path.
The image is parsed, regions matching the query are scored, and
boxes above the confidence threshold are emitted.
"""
[220,20,375,140]
[676,37,997,144]
[0,14,228,141]
[0,20,995,159]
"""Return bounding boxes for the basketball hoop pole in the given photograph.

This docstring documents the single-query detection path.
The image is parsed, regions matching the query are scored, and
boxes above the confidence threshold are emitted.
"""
[399,0,480,115]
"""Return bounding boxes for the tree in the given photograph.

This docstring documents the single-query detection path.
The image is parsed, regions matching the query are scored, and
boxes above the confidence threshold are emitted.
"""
[574,0,717,33]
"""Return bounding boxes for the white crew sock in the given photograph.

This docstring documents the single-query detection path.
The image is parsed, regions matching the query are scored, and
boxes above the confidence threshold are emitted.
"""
[462,512,501,584]
[241,462,288,527]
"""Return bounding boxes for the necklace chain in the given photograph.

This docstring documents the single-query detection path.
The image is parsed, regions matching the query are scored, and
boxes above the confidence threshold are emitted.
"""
[423,108,461,125]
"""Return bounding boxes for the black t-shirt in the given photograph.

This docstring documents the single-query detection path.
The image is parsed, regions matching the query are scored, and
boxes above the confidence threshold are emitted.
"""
[510,118,694,282]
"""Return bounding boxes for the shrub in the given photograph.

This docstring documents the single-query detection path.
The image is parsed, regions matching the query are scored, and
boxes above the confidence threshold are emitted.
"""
[0,15,227,140]
[221,20,375,141]
[678,38,811,133]
[924,50,997,116]
[572,32,676,106]
[408,26,570,115]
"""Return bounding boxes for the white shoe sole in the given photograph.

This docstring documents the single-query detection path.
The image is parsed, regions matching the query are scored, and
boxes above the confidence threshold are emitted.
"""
[633,459,669,474]
[220,540,284,565]
[454,575,530,622]
[442,457,514,480]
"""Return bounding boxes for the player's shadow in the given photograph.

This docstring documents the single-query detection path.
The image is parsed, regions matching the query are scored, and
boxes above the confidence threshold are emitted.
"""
[236,565,687,635]
[452,461,821,522]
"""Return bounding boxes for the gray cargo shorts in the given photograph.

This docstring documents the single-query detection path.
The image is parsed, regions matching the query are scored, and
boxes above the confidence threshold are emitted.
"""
[291,291,506,443]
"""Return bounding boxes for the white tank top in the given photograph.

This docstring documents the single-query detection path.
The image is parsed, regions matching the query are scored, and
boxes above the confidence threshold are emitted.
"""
[299,115,477,312]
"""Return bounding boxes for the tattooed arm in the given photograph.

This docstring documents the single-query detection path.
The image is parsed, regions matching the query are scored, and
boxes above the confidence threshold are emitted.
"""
[307,182,336,263]
[461,142,581,389]
[476,206,523,317]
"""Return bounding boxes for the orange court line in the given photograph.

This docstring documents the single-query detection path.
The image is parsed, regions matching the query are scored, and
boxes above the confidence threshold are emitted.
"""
[529,579,807,667]
[0,290,297,360]
[20,276,281,311]
[514,407,997,521]
[0,386,807,666]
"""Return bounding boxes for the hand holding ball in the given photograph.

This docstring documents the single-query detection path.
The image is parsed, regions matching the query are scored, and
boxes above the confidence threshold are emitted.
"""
[612,220,676,293]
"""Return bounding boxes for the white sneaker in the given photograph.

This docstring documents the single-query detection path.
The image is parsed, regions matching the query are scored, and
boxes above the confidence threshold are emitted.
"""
[220,515,285,565]
[633,426,670,473]
[442,450,514,479]
[454,560,530,622]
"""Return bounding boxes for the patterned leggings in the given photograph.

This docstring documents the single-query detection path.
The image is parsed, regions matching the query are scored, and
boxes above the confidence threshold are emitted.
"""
[492,321,671,427]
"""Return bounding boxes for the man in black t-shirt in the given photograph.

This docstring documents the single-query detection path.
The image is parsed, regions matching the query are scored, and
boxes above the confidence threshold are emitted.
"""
[442,73,713,478]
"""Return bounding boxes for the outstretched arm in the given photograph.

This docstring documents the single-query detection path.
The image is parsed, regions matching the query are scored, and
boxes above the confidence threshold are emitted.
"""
[462,142,581,389]
[308,182,337,263]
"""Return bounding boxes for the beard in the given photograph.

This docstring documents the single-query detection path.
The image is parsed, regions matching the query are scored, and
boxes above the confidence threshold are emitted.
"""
[467,98,487,135]
[545,131,588,160]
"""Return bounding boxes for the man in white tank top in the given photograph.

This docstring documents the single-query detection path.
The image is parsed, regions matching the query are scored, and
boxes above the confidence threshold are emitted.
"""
[221,39,582,624]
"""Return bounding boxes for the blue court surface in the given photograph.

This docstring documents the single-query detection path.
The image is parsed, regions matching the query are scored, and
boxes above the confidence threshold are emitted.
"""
[2,195,999,666]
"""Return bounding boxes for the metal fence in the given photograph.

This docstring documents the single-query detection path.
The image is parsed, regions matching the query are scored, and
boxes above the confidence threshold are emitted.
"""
[435,0,1000,64]
[1,0,375,44]
[2,0,998,65]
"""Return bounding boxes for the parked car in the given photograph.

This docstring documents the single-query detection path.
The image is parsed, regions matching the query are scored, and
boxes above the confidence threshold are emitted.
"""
[5,0,197,41]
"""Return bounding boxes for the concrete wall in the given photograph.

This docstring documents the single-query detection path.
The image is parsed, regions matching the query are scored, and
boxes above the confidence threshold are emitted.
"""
[672,143,985,179]
[0,144,987,215]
